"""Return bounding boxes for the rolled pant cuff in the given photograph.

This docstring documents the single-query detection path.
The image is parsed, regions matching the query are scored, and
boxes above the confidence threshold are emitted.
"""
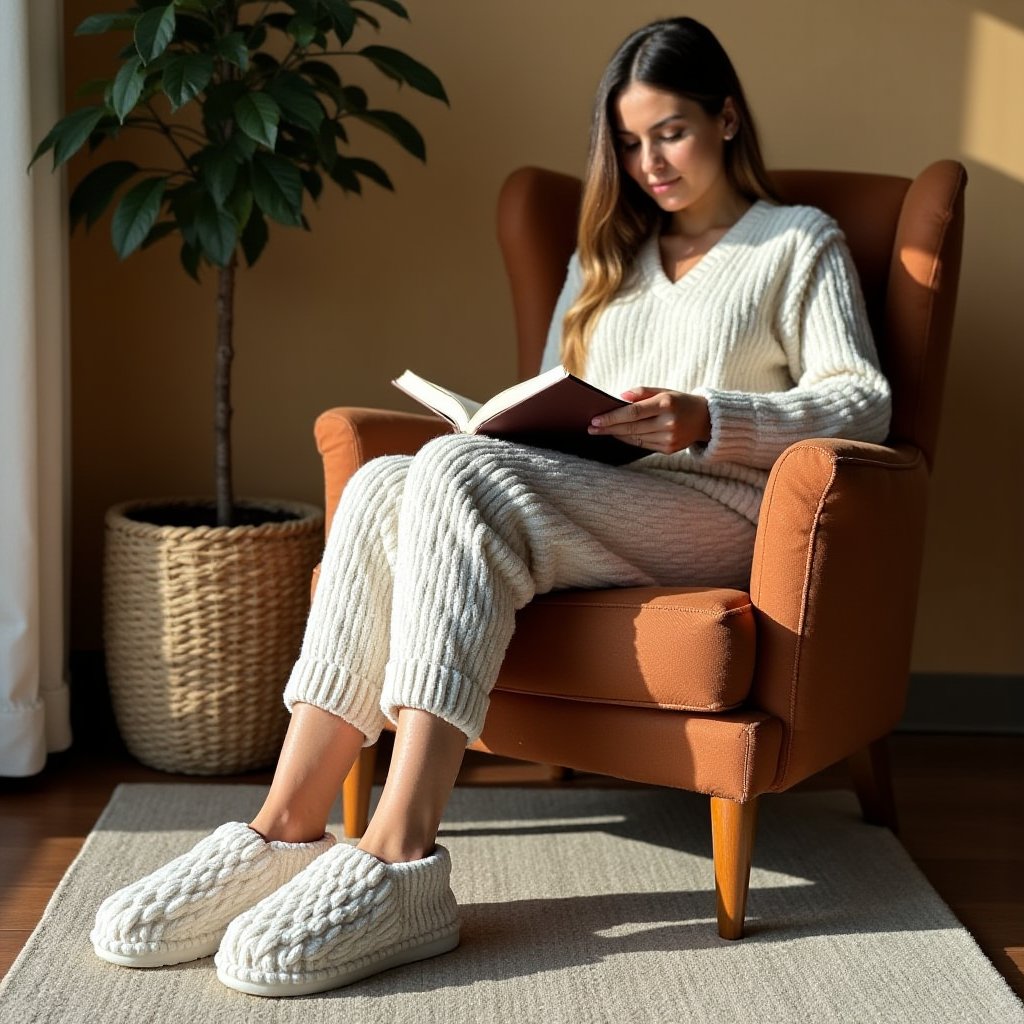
[381,659,490,744]
[283,657,387,747]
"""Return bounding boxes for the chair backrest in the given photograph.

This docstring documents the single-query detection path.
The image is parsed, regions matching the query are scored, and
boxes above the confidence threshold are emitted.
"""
[497,163,967,468]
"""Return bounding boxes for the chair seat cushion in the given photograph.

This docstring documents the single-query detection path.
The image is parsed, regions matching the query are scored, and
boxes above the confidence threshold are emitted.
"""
[496,586,756,712]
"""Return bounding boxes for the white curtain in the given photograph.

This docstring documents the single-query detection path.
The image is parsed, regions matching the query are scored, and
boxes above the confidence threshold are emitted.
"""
[0,0,72,775]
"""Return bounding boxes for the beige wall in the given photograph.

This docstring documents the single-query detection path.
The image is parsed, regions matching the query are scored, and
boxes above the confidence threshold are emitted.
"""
[64,0,1024,673]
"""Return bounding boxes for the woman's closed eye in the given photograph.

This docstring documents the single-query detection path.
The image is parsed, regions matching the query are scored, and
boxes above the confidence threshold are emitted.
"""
[618,131,685,153]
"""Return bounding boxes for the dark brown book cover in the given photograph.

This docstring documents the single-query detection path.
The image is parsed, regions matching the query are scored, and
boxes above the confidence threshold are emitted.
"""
[474,374,643,465]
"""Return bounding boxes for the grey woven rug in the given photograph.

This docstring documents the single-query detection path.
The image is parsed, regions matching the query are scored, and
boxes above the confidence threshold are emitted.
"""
[2,783,1021,1024]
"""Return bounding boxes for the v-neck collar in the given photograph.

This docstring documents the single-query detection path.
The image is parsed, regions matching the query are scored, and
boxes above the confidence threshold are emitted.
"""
[640,199,771,300]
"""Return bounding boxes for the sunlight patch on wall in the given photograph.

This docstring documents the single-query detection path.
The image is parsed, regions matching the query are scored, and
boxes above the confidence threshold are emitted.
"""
[962,12,1024,183]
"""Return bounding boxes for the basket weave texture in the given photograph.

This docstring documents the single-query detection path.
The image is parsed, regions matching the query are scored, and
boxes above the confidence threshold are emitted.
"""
[103,498,324,774]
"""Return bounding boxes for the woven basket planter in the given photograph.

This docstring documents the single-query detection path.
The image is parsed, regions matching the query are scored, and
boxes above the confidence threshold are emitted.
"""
[103,498,324,775]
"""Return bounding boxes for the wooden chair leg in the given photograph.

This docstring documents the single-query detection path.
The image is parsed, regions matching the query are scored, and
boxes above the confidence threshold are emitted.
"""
[710,796,758,940]
[848,736,899,833]
[342,744,378,838]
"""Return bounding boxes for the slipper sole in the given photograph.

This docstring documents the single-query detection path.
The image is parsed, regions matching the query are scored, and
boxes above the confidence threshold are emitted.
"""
[216,926,460,997]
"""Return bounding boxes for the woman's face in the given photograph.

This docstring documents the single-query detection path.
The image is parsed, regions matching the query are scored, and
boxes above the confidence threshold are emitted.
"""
[613,82,737,225]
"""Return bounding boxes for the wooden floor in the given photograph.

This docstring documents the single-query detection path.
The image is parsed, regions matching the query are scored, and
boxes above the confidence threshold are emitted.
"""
[1,714,1022,1000]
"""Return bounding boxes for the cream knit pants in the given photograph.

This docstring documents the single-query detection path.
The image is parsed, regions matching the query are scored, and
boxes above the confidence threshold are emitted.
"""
[283,434,756,745]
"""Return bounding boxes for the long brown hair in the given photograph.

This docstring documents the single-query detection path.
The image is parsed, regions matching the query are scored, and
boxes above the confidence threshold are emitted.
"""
[561,17,779,376]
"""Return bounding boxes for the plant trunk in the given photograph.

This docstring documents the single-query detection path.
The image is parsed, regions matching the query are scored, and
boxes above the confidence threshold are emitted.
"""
[215,254,237,527]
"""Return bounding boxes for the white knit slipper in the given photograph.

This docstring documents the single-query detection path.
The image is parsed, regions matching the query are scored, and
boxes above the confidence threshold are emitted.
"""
[215,843,460,997]
[91,822,336,968]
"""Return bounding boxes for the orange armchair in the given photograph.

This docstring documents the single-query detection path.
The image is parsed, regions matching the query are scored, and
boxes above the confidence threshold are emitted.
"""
[314,161,967,940]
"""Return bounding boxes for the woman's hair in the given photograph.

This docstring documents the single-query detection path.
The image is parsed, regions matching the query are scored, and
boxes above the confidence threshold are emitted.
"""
[561,17,779,375]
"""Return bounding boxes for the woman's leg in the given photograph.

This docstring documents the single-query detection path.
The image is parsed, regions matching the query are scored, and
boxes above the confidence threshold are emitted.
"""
[249,703,365,843]
[247,453,414,843]
[278,453,412,745]
[357,708,467,863]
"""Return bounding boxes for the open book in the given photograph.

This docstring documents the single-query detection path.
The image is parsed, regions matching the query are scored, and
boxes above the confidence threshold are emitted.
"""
[392,366,644,465]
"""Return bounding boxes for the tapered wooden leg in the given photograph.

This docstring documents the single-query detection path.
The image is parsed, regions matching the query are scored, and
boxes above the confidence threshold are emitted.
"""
[710,796,758,940]
[342,744,377,838]
[848,736,899,833]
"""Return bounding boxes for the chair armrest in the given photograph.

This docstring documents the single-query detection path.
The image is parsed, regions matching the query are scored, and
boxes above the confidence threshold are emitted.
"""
[314,407,451,533]
[748,437,930,791]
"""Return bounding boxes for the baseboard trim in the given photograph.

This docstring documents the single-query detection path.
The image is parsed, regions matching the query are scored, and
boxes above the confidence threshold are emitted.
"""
[897,673,1024,734]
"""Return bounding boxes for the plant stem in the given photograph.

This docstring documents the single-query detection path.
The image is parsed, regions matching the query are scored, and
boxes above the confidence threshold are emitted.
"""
[143,101,198,170]
[215,253,237,527]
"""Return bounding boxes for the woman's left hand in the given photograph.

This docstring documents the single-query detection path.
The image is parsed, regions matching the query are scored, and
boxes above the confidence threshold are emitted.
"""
[587,387,712,454]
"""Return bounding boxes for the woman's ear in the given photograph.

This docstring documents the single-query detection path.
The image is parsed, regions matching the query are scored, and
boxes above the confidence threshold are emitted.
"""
[721,97,740,140]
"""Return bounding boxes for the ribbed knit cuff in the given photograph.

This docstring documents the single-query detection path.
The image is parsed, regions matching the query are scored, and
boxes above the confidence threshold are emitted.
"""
[381,659,488,745]
[283,657,387,747]
[690,386,763,465]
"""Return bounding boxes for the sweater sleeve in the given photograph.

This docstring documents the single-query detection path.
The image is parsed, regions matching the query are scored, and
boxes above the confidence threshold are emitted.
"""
[539,252,582,373]
[690,234,892,469]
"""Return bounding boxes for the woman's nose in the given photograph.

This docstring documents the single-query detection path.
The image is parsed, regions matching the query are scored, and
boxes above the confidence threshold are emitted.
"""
[640,143,664,174]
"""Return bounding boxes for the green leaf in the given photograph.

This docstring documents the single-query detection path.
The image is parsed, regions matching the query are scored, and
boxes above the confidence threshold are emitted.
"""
[217,31,249,71]
[172,12,216,46]
[180,241,201,281]
[134,5,176,65]
[353,9,380,30]
[75,77,113,99]
[360,0,409,19]
[229,132,257,162]
[316,118,340,168]
[329,160,361,193]
[111,177,167,258]
[202,80,246,136]
[243,22,267,48]
[199,146,238,207]
[287,16,317,47]
[175,0,214,14]
[140,221,177,249]
[299,60,341,87]
[75,13,139,35]
[358,45,448,103]
[196,196,238,267]
[162,53,214,110]
[169,182,202,248]
[240,208,269,267]
[266,74,324,133]
[234,91,280,150]
[300,169,323,200]
[353,108,425,160]
[225,181,253,231]
[33,106,107,169]
[262,12,292,31]
[69,160,139,230]
[340,85,367,111]
[344,156,393,190]
[323,0,356,43]
[111,57,145,122]
[251,152,303,226]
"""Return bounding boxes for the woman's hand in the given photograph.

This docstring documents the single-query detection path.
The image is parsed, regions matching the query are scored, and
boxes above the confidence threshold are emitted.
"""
[587,387,712,454]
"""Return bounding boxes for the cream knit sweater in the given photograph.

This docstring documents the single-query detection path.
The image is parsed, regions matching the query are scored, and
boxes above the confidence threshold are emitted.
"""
[541,200,892,522]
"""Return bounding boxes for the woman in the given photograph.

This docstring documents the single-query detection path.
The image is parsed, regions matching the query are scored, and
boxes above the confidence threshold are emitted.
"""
[90,16,890,997]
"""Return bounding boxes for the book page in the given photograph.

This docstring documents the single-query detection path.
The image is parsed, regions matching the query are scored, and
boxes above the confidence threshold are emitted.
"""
[392,370,482,430]
[467,366,570,431]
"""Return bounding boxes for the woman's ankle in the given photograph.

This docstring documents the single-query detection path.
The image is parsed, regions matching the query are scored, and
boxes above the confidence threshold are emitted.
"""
[356,831,433,864]
[248,810,326,845]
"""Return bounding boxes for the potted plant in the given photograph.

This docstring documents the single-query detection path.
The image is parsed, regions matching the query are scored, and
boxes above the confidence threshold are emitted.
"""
[34,0,447,773]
